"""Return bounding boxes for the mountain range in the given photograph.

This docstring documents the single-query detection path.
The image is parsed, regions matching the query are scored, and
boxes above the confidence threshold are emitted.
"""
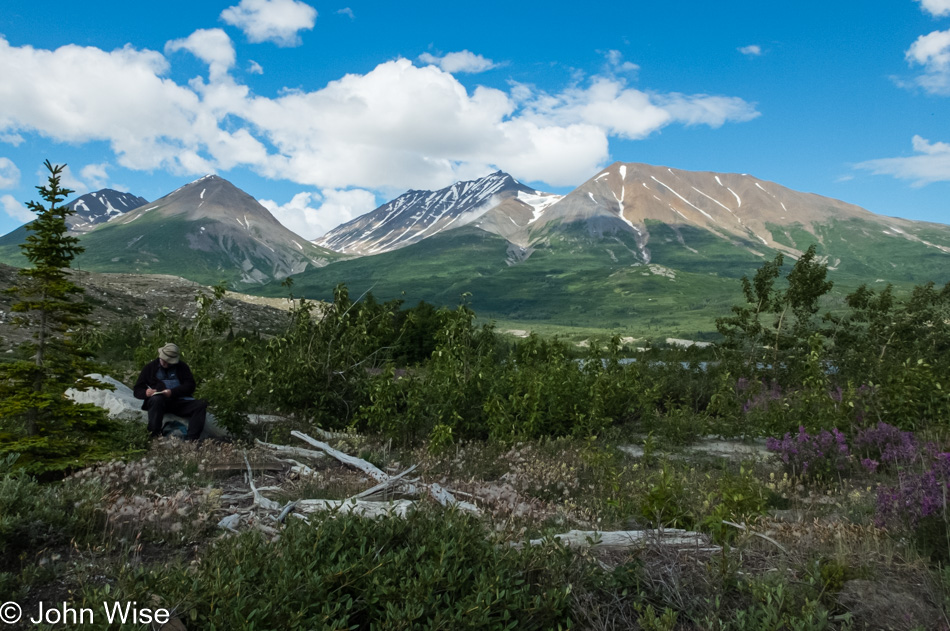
[0,175,339,286]
[1,163,948,335]
[277,162,950,334]
[0,188,149,251]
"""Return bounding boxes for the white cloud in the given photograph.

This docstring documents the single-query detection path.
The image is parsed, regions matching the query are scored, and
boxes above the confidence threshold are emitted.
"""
[856,135,950,185]
[604,50,639,74]
[519,76,759,141]
[0,36,267,176]
[0,157,20,188]
[221,0,317,47]
[418,50,498,74]
[247,60,264,74]
[0,133,23,146]
[657,93,761,128]
[80,163,110,189]
[260,188,377,239]
[337,7,354,19]
[0,37,758,207]
[1,194,31,222]
[241,59,610,188]
[905,29,950,94]
[917,0,950,16]
[738,44,762,56]
[165,29,235,81]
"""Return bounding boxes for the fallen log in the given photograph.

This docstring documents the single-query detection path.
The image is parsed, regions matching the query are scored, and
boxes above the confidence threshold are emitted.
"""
[313,426,356,441]
[291,431,388,482]
[518,529,719,552]
[255,439,327,462]
[295,498,414,519]
[217,514,243,532]
[277,501,298,523]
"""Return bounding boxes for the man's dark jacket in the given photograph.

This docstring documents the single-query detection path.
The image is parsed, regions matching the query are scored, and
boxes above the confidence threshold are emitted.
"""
[133,359,197,410]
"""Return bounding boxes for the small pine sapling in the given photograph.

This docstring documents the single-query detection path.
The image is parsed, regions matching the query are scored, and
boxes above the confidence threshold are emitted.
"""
[0,161,116,472]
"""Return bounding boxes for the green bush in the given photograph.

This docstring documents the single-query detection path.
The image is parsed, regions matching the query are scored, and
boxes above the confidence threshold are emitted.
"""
[80,508,576,630]
[0,455,106,564]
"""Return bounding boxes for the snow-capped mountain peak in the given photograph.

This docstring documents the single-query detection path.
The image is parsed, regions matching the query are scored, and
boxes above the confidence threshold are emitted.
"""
[65,189,148,233]
[316,171,554,255]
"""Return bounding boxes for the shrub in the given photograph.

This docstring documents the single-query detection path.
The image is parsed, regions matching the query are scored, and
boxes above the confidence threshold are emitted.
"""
[640,464,696,528]
[80,508,576,629]
[0,455,106,565]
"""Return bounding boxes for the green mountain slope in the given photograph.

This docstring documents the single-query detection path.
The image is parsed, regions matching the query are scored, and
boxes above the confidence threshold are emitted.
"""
[258,223,752,335]
[259,212,949,337]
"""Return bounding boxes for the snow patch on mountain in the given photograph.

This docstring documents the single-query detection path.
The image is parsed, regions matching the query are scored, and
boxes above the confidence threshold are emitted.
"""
[520,191,562,225]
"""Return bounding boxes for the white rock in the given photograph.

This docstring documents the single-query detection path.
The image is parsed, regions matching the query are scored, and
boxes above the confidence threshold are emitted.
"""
[66,373,228,439]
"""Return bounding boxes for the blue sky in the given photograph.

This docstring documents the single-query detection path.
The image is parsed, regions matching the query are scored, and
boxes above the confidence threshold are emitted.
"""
[0,0,948,239]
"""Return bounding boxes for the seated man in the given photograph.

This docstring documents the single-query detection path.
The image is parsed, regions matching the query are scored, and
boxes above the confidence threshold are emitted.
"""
[133,342,207,440]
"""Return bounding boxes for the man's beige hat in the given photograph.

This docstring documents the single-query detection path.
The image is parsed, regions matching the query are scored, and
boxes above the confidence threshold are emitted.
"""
[158,343,180,364]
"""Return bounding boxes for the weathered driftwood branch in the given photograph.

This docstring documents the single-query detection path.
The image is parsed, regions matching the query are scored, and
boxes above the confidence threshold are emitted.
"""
[277,501,298,523]
[281,458,319,478]
[255,439,327,462]
[313,426,356,441]
[349,465,419,500]
[295,498,414,519]
[518,529,719,552]
[217,514,243,532]
[291,431,388,482]
[254,522,280,537]
[428,483,479,513]
[242,451,281,511]
[291,430,479,513]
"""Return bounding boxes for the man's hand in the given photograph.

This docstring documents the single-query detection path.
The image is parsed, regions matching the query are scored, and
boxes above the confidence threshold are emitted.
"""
[146,388,172,397]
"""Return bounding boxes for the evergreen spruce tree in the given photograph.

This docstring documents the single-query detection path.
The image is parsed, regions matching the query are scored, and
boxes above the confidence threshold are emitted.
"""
[0,161,115,473]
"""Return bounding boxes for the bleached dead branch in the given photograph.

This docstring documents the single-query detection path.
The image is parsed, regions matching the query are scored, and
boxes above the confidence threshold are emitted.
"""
[290,430,479,513]
[295,498,414,519]
[349,465,419,501]
[291,431,388,481]
[242,450,281,512]
[255,439,327,462]
[517,529,720,553]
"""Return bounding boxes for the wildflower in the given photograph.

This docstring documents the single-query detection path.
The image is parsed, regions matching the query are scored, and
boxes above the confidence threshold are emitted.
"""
[854,422,920,470]
[766,426,850,479]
